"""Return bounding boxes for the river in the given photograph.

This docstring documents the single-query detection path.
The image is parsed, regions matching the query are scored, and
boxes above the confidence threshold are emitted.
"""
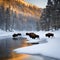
[0,37,59,60]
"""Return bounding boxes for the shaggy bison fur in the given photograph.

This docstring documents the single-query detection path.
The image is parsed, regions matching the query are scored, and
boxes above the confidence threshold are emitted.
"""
[26,32,39,39]
[45,33,54,38]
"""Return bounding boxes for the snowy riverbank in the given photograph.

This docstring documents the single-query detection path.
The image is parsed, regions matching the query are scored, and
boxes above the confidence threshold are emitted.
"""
[13,29,60,59]
[0,29,60,59]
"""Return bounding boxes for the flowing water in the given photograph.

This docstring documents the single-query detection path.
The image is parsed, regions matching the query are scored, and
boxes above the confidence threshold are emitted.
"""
[0,37,31,60]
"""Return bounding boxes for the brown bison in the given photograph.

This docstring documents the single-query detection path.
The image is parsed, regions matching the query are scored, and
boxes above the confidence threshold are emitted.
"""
[45,33,54,38]
[26,32,39,39]
[12,33,21,38]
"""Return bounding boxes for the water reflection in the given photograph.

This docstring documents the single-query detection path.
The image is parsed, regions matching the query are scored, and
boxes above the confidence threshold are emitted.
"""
[0,37,58,60]
[0,37,30,60]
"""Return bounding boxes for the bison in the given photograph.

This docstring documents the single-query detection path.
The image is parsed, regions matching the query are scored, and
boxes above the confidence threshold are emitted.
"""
[26,32,39,39]
[45,33,54,38]
[12,34,18,38]
[12,33,21,38]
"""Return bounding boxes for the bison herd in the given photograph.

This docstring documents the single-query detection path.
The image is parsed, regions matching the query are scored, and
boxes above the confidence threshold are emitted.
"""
[12,32,54,39]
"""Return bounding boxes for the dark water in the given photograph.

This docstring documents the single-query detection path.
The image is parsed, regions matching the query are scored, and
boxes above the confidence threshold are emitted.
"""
[0,37,31,60]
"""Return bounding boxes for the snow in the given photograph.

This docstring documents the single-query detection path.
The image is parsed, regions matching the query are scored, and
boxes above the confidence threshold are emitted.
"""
[26,38,47,44]
[13,38,60,59]
[26,39,40,44]
[0,29,23,39]
[13,29,60,59]
[0,29,60,59]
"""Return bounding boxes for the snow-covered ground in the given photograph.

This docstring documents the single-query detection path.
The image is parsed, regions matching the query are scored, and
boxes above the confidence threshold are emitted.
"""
[0,29,60,59]
[0,29,38,38]
[12,29,60,59]
[0,29,28,39]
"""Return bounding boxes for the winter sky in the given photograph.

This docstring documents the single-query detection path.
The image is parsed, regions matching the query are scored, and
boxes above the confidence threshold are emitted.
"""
[25,0,47,8]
